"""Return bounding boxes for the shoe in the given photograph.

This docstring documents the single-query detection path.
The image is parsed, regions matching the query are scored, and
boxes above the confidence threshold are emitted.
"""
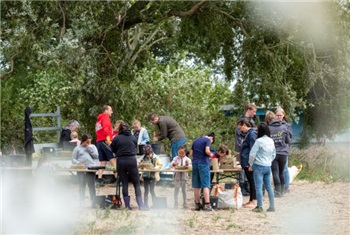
[95,178,105,187]
[252,206,263,212]
[243,203,256,208]
[267,207,275,212]
[174,203,178,209]
[194,202,202,211]
[109,177,117,184]
[274,191,283,197]
[183,203,189,209]
[284,188,290,194]
[203,203,213,211]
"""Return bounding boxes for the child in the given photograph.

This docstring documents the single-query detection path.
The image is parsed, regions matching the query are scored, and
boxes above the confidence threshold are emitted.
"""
[141,144,163,208]
[210,145,230,184]
[70,131,81,146]
[170,145,192,209]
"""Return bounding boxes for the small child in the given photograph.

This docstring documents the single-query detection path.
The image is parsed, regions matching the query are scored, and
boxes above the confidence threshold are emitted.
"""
[141,144,163,208]
[170,145,192,209]
[210,145,230,184]
[70,131,81,146]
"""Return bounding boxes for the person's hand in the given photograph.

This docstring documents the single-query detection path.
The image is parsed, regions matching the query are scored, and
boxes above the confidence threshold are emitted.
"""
[153,136,158,142]
[185,160,189,166]
[106,136,111,145]
[248,166,253,171]
[172,161,178,167]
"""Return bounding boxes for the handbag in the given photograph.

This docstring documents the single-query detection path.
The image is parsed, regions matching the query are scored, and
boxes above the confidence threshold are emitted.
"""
[211,184,243,209]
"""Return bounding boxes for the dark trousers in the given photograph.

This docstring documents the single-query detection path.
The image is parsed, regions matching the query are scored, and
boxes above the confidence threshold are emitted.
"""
[143,178,156,205]
[117,157,142,197]
[243,167,256,201]
[78,172,96,204]
[271,154,288,191]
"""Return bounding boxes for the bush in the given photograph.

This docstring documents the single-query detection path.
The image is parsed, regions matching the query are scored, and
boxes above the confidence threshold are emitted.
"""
[289,145,350,183]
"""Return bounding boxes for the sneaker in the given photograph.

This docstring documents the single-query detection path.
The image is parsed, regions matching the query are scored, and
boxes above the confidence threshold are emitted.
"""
[284,188,290,194]
[194,202,202,211]
[274,191,283,198]
[183,203,189,209]
[252,206,264,212]
[203,203,213,211]
[267,207,276,212]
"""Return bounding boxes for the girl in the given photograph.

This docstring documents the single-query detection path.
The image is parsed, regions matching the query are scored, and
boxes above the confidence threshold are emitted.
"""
[71,134,98,206]
[141,144,162,208]
[170,145,192,209]
[210,145,230,184]
[249,123,276,212]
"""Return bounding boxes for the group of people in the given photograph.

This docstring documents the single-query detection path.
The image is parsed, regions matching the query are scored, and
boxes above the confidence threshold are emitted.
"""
[60,103,292,212]
[236,104,292,212]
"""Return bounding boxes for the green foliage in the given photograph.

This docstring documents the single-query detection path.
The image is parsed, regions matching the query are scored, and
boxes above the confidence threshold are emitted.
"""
[289,146,350,183]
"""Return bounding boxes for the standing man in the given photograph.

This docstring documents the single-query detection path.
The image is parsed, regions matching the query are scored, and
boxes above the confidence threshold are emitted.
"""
[148,113,186,159]
[95,105,116,186]
[235,103,257,196]
[191,132,215,211]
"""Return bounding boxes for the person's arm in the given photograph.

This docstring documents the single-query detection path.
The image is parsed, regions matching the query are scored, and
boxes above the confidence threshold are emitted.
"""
[186,157,192,169]
[249,141,259,166]
[102,116,113,143]
[87,144,98,159]
[71,147,79,164]
[157,121,168,141]
[170,157,178,167]
[155,157,163,169]
[205,146,213,158]
[142,128,150,144]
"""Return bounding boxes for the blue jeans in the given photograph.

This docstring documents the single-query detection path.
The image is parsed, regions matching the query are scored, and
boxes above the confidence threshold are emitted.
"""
[253,164,275,208]
[171,137,186,159]
[284,158,290,189]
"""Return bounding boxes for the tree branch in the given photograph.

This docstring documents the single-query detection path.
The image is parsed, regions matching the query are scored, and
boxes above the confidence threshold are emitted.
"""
[57,1,66,40]
[168,0,208,17]
[0,53,18,80]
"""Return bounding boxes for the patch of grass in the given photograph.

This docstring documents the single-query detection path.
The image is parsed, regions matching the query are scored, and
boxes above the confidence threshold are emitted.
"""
[187,213,199,228]
[212,213,221,223]
[226,223,243,230]
[289,145,350,183]
[114,225,137,234]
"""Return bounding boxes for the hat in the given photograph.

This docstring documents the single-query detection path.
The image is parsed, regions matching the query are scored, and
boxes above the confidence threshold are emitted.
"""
[143,144,153,155]
[206,132,215,144]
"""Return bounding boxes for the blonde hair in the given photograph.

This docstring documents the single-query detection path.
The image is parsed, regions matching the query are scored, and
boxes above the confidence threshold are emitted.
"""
[114,120,124,131]
[70,131,78,139]
[265,111,276,125]
[275,107,289,123]
[132,119,141,126]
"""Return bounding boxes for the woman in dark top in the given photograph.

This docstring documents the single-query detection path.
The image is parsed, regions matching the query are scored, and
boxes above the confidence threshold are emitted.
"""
[111,122,148,210]
[237,118,257,208]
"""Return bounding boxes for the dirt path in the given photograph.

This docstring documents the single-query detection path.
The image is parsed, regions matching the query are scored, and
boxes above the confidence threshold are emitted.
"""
[74,180,350,234]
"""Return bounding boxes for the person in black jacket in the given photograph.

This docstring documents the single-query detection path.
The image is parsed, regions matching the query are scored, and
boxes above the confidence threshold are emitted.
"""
[110,122,148,211]
[59,120,80,147]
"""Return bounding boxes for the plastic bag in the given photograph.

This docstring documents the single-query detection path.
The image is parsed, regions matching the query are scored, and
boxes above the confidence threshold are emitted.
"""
[212,184,243,209]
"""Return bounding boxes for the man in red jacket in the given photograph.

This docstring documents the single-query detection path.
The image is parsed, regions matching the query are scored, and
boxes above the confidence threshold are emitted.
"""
[95,105,116,186]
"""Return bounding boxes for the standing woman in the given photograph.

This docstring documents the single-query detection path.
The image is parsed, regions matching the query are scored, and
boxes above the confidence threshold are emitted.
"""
[269,108,292,196]
[237,119,257,208]
[71,134,98,206]
[110,122,148,210]
[249,123,276,212]
[275,107,292,193]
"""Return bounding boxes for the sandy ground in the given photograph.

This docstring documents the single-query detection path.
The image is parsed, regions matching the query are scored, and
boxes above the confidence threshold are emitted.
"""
[1,171,349,234]
[74,179,350,235]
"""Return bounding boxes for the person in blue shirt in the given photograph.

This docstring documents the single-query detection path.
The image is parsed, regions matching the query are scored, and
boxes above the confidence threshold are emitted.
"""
[249,123,276,212]
[191,132,215,211]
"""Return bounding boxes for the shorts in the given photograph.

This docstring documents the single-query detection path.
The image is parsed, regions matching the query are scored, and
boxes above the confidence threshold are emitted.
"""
[192,163,211,188]
[97,141,114,161]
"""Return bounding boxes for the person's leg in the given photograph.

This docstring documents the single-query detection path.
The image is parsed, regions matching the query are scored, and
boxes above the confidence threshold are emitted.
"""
[174,180,180,208]
[150,179,156,205]
[271,157,281,195]
[278,155,287,194]
[182,180,188,208]
[96,141,108,184]
[263,167,275,211]
[86,172,96,205]
[243,168,256,208]
[284,157,290,192]
[253,165,263,208]
[77,172,85,205]
[171,137,186,160]
[108,157,118,180]
[192,164,202,210]
[143,178,150,207]
[128,158,148,210]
